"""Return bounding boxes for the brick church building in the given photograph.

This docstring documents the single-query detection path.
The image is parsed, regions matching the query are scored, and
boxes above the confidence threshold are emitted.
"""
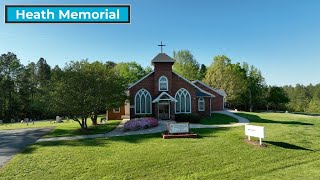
[107,52,226,120]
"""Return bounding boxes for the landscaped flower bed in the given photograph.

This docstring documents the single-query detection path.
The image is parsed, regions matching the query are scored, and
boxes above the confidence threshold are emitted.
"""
[123,117,158,131]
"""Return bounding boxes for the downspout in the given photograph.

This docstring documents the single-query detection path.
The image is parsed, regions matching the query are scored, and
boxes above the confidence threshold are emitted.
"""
[223,97,225,110]
[210,98,212,117]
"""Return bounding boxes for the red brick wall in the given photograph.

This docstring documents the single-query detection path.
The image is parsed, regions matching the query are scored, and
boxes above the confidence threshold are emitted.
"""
[194,82,224,111]
[129,64,220,119]
[154,63,174,95]
[196,97,212,117]
[108,105,125,120]
[172,73,198,115]
[129,73,155,119]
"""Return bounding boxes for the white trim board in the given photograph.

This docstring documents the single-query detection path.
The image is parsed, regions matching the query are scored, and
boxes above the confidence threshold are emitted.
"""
[152,91,177,103]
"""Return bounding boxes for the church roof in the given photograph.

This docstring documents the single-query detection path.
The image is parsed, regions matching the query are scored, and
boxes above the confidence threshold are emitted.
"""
[151,53,175,65]
[192,80,227,97]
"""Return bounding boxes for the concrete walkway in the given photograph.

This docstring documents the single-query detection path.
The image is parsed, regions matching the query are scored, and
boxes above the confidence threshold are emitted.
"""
[37,110,249,143]
[190,110,249,129]
[37,119,175,142]
[0,127,54,167]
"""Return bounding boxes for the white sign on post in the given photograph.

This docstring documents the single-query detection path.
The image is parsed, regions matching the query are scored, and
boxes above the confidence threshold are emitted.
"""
[245,125,265,145]
[168,123,189,134]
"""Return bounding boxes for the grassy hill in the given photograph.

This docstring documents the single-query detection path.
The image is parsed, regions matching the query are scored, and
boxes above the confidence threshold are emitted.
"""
[1,112,319,179]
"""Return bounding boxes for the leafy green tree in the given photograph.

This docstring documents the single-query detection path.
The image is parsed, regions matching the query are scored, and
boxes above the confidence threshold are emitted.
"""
[173,50,200,81]
[105,61,117,69]
[242,62,267,111]
[204,55,247,108]
[284,84,310,112]
[307,95,320,113]
[114,62,147,84]
[50,60,127,128]
[145,66,153,74]
[267,86,289,111]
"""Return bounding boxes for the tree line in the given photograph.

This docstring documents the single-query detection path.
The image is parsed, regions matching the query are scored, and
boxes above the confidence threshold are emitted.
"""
[0,52,150,125]
[1,51,319,124]
[173,50,320,113]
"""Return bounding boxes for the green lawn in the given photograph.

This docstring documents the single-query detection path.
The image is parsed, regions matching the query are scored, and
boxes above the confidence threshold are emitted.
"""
[0,115,121,138]
[200,113,238,125]
[1,112,320,179]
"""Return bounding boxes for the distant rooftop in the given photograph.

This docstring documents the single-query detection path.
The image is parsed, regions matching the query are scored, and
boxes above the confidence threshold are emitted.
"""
[151,53,175,65]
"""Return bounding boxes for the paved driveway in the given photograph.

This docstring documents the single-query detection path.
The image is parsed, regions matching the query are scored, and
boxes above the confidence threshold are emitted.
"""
[0,127,53,168]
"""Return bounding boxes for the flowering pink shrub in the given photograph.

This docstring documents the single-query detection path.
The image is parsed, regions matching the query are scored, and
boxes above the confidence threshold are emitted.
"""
[123,117,158,131]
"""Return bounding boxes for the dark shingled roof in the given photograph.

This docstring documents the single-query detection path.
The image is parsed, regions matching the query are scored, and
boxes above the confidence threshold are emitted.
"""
[151,53,175,65]
[196,89,213,97]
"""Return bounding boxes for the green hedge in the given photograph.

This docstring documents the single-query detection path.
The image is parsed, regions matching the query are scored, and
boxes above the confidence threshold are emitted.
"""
[175,114,201,123]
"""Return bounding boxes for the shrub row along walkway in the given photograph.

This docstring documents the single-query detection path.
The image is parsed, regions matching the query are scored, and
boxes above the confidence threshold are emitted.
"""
[37,110,249,143]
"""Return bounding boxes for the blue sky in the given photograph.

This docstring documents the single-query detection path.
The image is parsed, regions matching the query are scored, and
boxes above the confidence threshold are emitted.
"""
[1,0,320,86]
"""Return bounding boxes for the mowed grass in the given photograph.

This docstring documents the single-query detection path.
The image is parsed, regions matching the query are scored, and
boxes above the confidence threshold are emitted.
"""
[1,112,320,179]
[0,115,121,138]
[200,113,239,125]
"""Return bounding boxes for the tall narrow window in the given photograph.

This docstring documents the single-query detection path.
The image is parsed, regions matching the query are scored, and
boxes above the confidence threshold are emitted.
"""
[175,88,191,113]
[198,98,205,111]
[158,76,168,91]
[135,89,152,114]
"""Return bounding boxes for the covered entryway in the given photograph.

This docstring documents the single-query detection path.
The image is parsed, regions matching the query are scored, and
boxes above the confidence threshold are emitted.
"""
[153,92,177,120]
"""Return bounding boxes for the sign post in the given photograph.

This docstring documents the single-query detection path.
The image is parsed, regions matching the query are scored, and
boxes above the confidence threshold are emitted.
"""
[245,125,265,145]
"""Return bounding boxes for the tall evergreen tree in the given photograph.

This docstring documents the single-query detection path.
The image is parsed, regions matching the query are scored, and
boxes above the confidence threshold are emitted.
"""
[198,64,207,81]
[0,52,23,121]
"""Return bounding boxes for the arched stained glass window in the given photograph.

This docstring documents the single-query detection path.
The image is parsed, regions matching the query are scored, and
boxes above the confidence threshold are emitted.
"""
[158,76,168,91]
[198,97,205,111]
[175,88,191,113]
[135,89,152,114]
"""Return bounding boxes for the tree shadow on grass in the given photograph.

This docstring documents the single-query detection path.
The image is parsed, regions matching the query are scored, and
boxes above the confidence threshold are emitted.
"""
[21,138,109,154]
[109,127,230,143]
[265,141,313,151]
[235,113,314,126]
[44,121,120,138]
[192,127,230,138]
[21,127,231,154]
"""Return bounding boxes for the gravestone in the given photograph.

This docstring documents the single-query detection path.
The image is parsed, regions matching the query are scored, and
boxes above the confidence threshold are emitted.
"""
[0,120,3,124]
[56,116,63,123]
[100,118,107,124]
[11,119,15,123]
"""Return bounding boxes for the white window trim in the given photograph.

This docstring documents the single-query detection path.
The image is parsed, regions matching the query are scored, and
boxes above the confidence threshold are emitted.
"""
[134,89,152,115]
[198,97,205,111]
[113,107,120,113]
[175,88,192,114]
[158,76,168,91]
